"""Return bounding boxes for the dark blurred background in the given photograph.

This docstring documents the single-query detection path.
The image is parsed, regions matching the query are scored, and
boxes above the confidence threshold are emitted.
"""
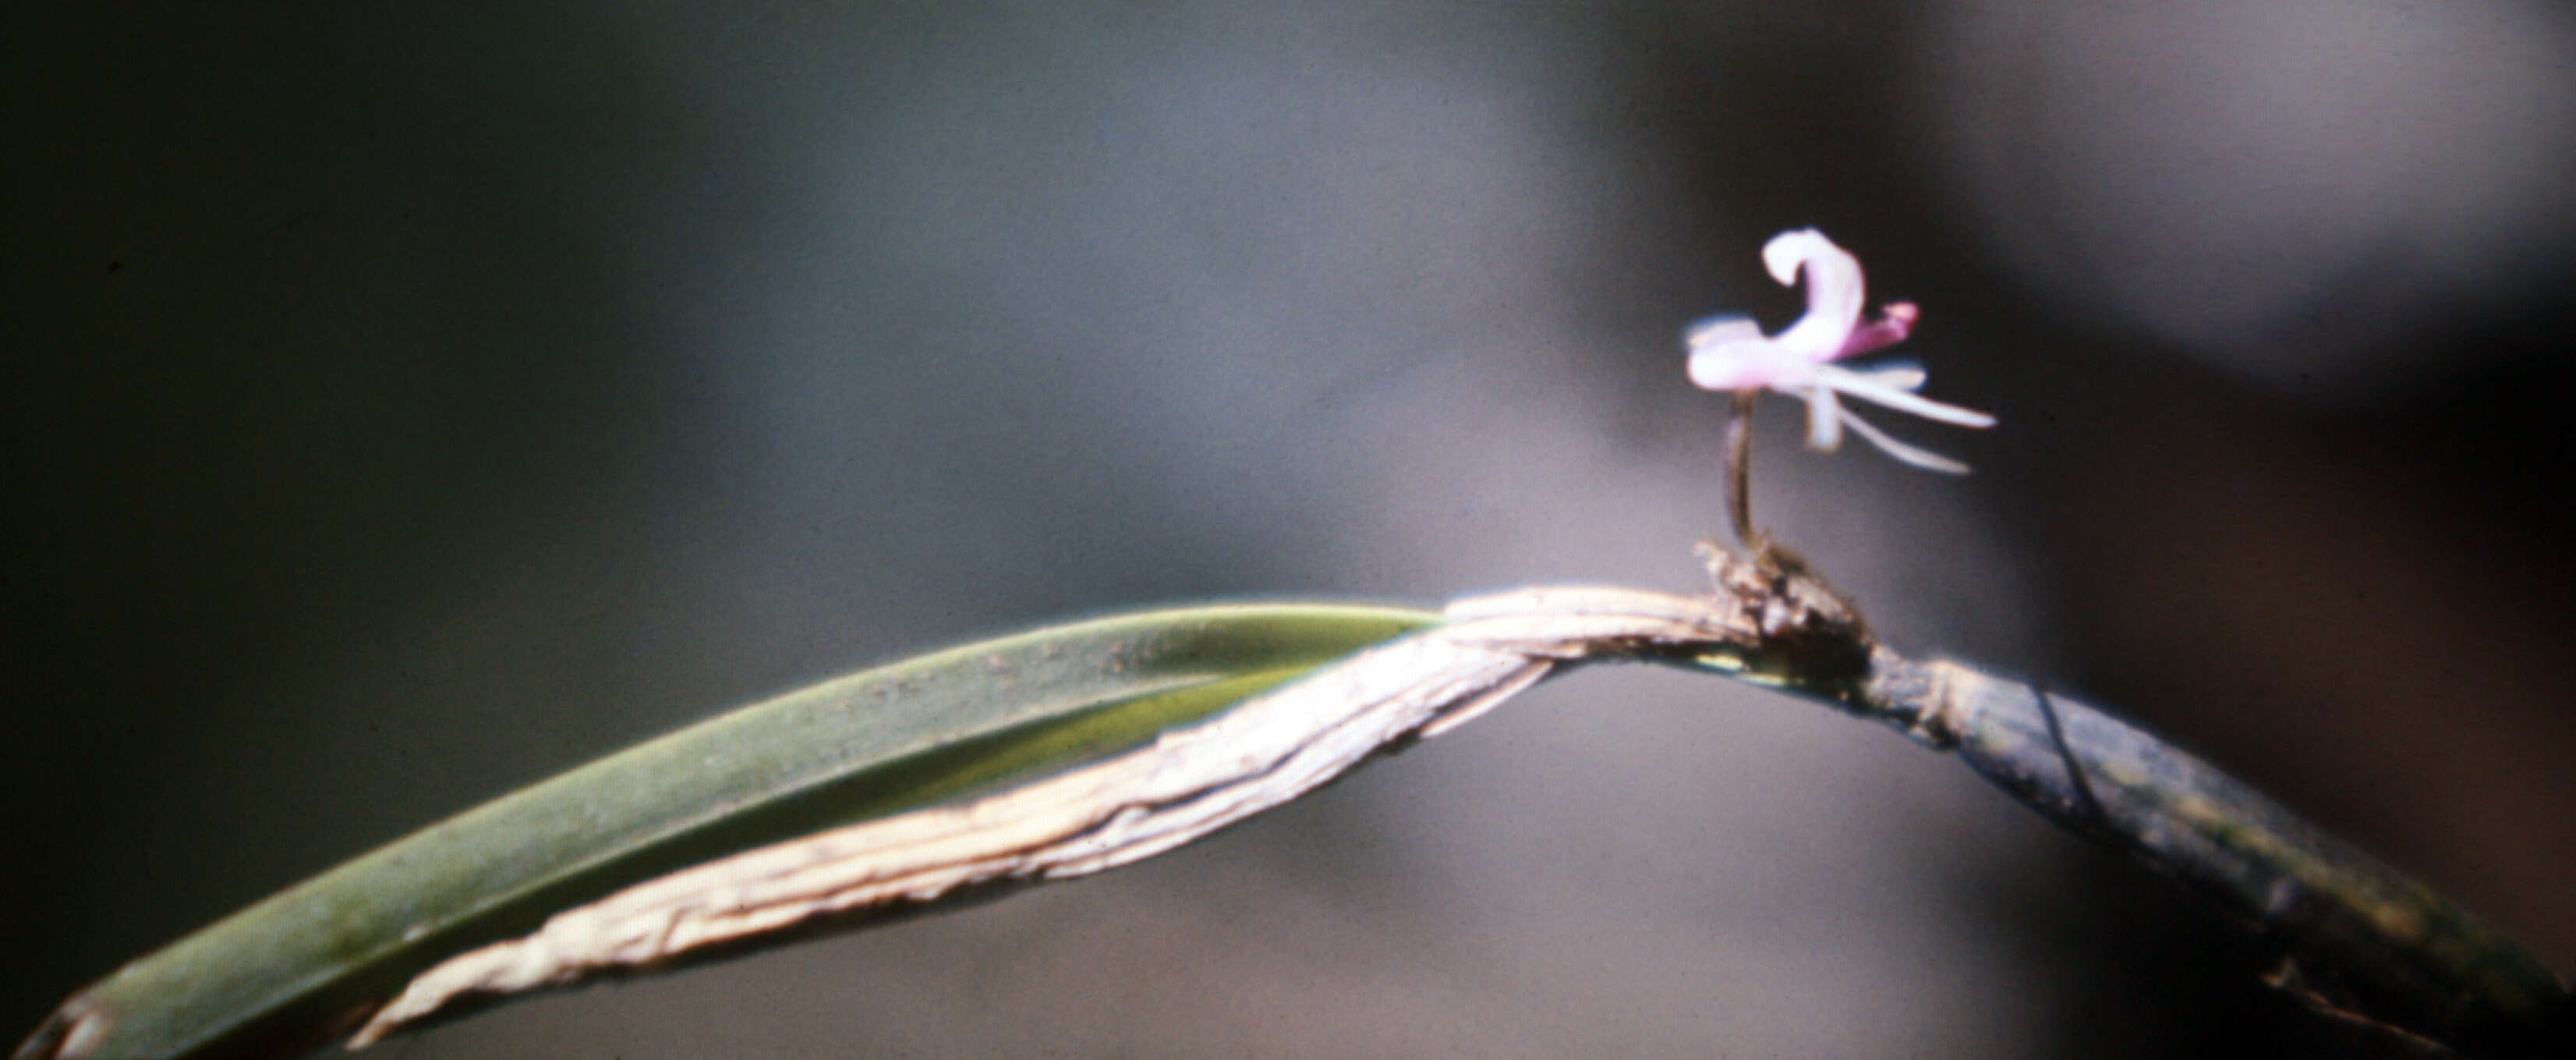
[9,2,2574,1057]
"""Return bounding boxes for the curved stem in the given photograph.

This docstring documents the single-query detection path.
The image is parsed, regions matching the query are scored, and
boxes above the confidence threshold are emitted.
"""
[22,573,2568,1059]
[1845,651,2571,1058]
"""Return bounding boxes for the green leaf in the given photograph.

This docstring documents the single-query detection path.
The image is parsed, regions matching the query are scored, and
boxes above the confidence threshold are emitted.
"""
[22,603,1436,1060]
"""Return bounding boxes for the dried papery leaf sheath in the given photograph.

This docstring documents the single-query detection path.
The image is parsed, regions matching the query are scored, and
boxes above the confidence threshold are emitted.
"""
[347,586,1775,1045]
[16,604,1438,1060]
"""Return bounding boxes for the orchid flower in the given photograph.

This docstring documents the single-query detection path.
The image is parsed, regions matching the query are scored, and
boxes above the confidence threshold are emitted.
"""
[1687,229,1994,473]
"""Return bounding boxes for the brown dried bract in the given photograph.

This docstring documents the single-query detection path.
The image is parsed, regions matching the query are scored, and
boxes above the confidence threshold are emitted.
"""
[1696,540,1874,688]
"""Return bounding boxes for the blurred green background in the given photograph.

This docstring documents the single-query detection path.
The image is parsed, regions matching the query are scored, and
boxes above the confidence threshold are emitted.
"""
[9,2,2574,1056]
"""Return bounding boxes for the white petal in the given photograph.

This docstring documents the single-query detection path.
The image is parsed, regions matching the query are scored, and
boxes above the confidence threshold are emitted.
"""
[1847,363,1927,392]
[1689,318,1829,392]
[1814,364,1997,427]
[1760,229,1866,363]
[1799,385,1845,452]
[1837,406,1974,474]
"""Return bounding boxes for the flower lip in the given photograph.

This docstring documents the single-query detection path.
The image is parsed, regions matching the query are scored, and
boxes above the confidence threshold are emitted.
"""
[1686,229,1994,473]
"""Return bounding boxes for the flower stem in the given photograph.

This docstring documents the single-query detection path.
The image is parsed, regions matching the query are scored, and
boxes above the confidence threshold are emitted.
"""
[1724,390,1757,548]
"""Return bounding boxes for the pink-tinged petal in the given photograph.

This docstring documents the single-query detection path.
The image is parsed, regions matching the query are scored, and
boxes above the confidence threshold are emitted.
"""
[1838,300,1918,360]
[1760,229,1867,362]
[1684,317,1766,390]
[1688,317,1818,392]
